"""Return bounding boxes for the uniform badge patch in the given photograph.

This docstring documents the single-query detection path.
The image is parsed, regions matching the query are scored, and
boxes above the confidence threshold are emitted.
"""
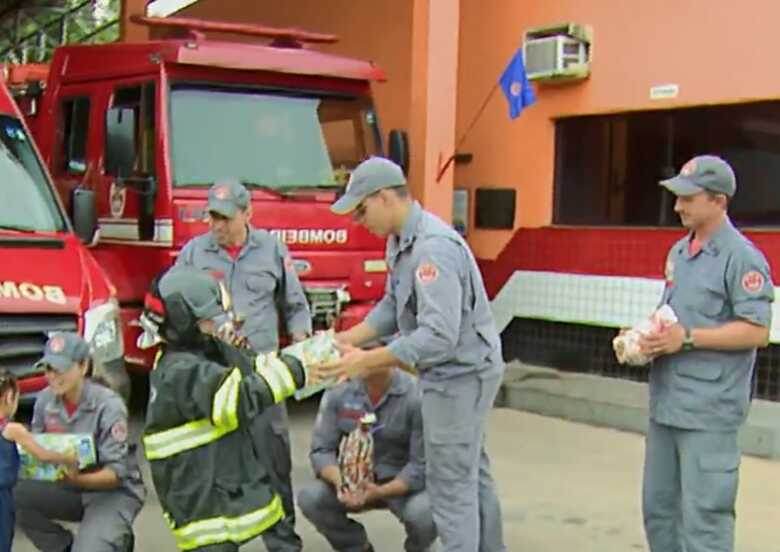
[416,263,439,284]
[284,256,295,271]
[742,271,765,294]
[681,159,697,176]
[214,185,230,200]
[49,335,65,353]
[111,421,128,443]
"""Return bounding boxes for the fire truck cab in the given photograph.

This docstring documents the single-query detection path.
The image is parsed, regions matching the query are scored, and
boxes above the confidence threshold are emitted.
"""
[0,67,126,401]
[11,16,400,371]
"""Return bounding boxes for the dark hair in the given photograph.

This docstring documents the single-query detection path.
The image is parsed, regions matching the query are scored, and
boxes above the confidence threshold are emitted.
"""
[389,185,410,199]
[706,191,729,207]
[0,369,18,399]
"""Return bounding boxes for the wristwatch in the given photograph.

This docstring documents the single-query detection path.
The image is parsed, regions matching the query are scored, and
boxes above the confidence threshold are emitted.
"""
[682,327,695,351]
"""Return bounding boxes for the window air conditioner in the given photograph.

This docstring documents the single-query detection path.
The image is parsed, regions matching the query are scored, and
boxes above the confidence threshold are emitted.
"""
[523,23,591,82]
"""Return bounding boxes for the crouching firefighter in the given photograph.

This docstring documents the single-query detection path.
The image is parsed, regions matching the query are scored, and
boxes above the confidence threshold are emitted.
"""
[140,267,308,551]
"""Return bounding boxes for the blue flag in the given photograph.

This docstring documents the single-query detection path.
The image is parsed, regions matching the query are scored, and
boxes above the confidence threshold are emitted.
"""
[499,49,536,119]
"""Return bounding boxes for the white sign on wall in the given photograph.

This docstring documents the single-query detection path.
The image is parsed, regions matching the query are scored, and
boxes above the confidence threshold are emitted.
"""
[650,84,679,100]
[146,0,200,17]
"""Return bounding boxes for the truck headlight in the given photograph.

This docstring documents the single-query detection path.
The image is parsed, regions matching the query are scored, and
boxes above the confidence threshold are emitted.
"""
[363,259,387,273]
[84,299,124,363]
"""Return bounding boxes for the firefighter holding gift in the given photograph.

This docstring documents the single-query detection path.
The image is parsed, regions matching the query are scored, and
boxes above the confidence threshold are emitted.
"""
[314,157,506,552]
[639,156,774,552]
[15,333,145,552]
[298,364,436,552]
[141,267,309,551]
[176,177,311,552]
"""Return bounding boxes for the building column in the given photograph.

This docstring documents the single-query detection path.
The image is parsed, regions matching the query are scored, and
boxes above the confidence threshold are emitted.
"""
[119,0,151,42]
[408,0,459,222]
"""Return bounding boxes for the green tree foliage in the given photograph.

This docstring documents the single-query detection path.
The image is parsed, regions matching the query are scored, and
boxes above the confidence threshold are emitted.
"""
[0,0,120,63]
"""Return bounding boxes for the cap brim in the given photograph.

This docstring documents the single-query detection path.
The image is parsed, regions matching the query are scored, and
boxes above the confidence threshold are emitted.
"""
[330,193,362,215]
[207,199,239,218]
[659,176,704,196]
[35,353,72,373]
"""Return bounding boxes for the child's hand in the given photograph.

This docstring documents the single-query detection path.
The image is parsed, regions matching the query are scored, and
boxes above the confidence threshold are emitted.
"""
[62,453,79,469]
[61,464,82,485]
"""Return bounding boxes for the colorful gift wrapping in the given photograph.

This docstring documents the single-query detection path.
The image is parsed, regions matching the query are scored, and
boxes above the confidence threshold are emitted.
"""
[279,331,342,400]
[612,305,679,366]
[17,433,97,481]
[338,412,377,494]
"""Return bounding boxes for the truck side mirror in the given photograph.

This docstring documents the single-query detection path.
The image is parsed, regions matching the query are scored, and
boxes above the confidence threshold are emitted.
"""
[72,187,98,245]
[105,107,136,177]
[388,129,409,176]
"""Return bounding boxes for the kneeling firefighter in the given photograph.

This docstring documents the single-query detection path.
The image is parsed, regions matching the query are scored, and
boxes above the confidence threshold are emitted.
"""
[140,267,308,551]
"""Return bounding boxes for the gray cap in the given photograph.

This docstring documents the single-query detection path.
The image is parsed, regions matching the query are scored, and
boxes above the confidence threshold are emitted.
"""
[331,157,406,215]
[159,267,225,322]
[660,155,736,197]
[207,178,250,218]
[35,332,90,373]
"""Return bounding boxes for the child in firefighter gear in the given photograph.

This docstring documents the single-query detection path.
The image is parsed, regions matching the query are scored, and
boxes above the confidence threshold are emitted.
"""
[298,365,437,552]
[0,370,78,552]
[15,333,145,552]
[176,178,312,552]
[141,267,310,551]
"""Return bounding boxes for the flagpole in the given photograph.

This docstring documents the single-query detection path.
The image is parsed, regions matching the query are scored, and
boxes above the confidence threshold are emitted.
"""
[436,80,501,183]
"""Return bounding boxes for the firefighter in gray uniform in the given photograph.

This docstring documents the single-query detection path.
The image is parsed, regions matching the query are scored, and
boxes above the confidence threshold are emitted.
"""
[298,365,436,552]
[15,332,145,552]
[318,157,506,552]
[639,155,774,552]
[176,178,311,551]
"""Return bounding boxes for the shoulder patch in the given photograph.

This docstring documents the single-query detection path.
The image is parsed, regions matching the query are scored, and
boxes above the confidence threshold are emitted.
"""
[111,421,128,443]
[742,271,765,294]
[416,263,439,284]
[284,255,294,271]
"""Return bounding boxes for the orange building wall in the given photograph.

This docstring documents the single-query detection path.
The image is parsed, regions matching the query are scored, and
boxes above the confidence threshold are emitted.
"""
[457,0,780,259]
[171,0,414,168]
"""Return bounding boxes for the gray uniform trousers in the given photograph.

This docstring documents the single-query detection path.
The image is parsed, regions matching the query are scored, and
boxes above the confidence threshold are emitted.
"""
[420,365,506,552]
[251,401,302,552]
[643,420,741,552]
[15,479,141,552]
[298,479,437,552]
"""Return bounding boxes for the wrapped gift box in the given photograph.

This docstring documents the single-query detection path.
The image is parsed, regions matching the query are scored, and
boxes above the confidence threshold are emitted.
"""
[279,331,341,400]
[338,413,377,494]
[18,433,97,481]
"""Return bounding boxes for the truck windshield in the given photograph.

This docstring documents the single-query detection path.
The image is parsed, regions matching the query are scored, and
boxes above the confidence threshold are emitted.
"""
[169,85,381,188]
[0,115,65,233]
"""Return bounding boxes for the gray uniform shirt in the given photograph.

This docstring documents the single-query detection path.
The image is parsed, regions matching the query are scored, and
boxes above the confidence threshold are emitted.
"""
[652,218,774,430]
[365,202,503,381]
[309,369,425,492]
[31,380,146,502]
[177,227,312,353]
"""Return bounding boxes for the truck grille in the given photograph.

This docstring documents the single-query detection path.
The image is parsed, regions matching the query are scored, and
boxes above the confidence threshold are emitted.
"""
[305,286,349,329]
[0,314,78,378]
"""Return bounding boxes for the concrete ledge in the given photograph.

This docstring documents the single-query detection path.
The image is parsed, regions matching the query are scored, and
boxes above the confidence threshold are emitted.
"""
[497,362,780,459]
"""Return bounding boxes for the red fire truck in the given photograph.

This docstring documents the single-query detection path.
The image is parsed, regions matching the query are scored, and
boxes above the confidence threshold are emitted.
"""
[0,67,126,401]
[9,16,400,371]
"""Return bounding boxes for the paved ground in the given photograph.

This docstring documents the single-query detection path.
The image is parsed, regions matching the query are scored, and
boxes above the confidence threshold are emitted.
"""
[13,397,780,552]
